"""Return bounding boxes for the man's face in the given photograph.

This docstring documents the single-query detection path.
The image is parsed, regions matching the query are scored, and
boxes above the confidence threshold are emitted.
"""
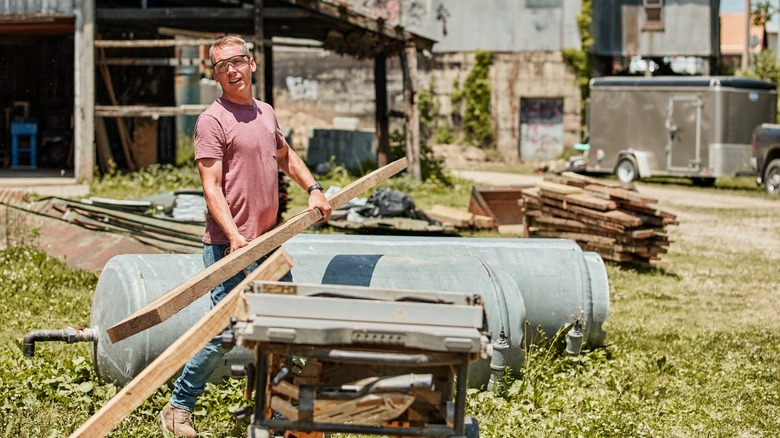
[211,44,256,98]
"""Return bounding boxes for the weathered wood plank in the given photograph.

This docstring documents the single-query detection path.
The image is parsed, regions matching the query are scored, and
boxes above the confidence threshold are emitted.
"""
[583,184,659,205]
[425,204,474,228]
[560,171,628,189]
[106,158,408,343]
[69,249,294,438]
[539,190,618,211]
[535,180,584,195]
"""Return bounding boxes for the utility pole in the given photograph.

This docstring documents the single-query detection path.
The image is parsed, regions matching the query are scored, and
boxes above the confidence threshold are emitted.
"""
[743,0,751,71]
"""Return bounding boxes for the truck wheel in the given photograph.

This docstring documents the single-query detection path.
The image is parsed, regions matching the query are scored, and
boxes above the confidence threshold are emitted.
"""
[615,158,639,183]
[765,159,780,195]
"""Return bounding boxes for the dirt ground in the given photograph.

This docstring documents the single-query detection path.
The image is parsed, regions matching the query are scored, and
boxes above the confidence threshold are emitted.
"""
[452,167,780,266]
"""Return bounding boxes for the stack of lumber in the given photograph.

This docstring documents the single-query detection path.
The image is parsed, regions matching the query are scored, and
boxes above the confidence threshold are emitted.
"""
[520,172,677,266]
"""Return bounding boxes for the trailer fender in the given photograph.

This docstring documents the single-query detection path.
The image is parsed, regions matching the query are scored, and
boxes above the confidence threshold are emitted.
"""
[617,151,652,178]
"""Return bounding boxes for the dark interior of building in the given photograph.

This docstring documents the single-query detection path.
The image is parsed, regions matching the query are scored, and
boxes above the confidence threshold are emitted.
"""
[0,32,75,170]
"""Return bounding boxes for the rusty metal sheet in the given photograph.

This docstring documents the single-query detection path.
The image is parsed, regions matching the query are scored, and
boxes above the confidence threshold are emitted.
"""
[468,185,530,226]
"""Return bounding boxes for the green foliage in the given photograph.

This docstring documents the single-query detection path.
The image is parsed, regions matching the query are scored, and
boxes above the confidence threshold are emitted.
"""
[176,135,196,167]
[417,82,439,140]
[561,0,593,134]
[741,48,780,122]
[747,48,780,84]
[3,171,780,437]
[462,50,494,147]
[1,204,41,249]
[90,163,202,200]
[435,124,455,144]
[752,1,778,26]
[386,129,452,186]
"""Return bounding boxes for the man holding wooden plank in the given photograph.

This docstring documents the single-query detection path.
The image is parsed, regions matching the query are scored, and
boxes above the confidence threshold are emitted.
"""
[160,35,332,437]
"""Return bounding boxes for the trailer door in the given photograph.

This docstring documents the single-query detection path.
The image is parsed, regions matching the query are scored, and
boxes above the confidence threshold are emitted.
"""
[666,95,703,172]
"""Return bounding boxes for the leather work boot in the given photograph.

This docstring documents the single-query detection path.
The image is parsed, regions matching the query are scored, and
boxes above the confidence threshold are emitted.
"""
[159,402,197,437]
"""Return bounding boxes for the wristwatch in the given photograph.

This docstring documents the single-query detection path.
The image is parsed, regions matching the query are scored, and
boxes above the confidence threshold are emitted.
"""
[307,182,324,194]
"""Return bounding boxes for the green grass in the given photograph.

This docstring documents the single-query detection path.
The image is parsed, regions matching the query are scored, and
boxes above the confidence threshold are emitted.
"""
[2,165,779,436]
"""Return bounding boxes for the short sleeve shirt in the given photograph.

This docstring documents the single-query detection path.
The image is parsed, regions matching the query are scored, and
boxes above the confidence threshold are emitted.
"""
[194,97,287,245]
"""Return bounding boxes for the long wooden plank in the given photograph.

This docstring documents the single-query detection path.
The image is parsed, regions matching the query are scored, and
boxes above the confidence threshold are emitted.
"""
[539,190,618,211]
[106,157,408,343]
[535,180,583,195]
[69,249,295,438]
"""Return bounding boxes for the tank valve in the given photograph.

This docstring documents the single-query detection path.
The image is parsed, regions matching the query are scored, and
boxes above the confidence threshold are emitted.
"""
[487,328,509,392]
[23,327,95,357]
[565,318,584,357]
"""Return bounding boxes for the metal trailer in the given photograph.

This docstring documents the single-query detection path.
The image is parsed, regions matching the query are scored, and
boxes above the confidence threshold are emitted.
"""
[581,76,777,185]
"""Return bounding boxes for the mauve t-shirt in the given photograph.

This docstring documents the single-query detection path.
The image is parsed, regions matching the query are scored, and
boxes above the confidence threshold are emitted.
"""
[194,97,286,245]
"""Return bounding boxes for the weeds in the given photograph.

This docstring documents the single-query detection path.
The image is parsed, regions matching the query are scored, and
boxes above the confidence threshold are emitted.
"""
[2,167,780,436]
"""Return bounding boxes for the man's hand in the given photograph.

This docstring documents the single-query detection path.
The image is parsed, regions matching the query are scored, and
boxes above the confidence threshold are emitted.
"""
[308,190,332,222]
[228,233,249,253]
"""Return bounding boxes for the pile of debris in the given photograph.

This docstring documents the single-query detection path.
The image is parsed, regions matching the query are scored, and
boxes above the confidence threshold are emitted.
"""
[328,187,457,235]
[520,172,677,266]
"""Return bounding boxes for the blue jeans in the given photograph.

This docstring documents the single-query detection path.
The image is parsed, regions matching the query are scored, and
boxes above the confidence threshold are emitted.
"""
[171,243,292,412]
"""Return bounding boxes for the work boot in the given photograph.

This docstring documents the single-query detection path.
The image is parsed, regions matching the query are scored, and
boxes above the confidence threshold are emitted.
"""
[159,402,197,437]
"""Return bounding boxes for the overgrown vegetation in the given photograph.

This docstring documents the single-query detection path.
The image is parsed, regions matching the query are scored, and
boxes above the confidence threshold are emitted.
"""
[2,166,779,436]
[561,0,593,133]
[451,50,494,148]
[89,163,202,200]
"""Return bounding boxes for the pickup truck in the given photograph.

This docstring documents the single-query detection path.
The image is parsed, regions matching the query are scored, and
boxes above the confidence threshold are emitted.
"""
[752,123,780,194]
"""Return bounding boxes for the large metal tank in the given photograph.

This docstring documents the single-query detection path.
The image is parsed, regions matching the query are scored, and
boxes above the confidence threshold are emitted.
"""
[90,235,609,388]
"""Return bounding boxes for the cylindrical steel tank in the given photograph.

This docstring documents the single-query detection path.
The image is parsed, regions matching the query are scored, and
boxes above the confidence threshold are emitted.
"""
[90,235,609,388]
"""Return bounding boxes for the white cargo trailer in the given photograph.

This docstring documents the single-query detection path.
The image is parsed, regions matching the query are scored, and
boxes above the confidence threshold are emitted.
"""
[581,76,777,185]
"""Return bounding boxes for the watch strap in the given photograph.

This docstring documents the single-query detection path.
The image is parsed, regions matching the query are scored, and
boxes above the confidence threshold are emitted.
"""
[307,182,324,194]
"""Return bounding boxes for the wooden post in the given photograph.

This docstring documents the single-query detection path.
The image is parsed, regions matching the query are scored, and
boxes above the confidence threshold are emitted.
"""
[254,0,265,101]
[265,40,274,107]
[74,0,95,183]
[375,53,389,167]
[403,39,421,181]
[743,0,751,71]
[106,158,408,343]
[69,249,295,438]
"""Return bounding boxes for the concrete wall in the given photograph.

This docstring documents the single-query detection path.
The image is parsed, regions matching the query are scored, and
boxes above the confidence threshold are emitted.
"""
[272,48,581,163]
[431,52,580,162]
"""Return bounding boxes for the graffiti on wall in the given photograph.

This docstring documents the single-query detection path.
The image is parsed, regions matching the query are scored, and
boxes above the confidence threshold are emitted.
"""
[286,76,318,101]
[519,98,564,160]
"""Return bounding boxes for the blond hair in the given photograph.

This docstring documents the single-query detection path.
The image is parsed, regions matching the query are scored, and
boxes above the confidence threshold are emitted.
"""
[209,35,251,64]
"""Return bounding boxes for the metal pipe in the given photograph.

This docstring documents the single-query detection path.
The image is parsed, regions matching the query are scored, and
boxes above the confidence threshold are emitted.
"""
[488,328,509,392]
[23,327,95,357]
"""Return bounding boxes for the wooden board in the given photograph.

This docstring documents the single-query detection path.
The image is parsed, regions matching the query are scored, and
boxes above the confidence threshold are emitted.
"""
[425,204,474,228]
[538,190,617,211]
[106,158,408,343]
[69,249,295,438]
[559,171,628,189]
[535,180,583,195]
[583,184,658,205]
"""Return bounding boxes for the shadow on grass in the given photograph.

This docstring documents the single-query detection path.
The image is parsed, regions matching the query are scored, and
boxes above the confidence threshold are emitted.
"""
[611,260,682,280]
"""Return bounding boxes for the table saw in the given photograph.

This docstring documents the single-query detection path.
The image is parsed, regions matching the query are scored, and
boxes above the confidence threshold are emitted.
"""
[229,281,490,438]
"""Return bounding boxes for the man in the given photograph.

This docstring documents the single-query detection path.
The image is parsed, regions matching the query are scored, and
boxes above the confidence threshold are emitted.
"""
[159,35,332,437]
